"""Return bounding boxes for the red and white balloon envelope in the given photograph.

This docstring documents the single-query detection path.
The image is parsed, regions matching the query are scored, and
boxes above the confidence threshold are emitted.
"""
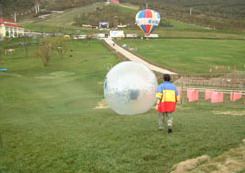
[135,9,161,36]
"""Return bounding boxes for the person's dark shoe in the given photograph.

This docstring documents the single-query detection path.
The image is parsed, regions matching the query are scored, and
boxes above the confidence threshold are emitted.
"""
[168,127,173,133]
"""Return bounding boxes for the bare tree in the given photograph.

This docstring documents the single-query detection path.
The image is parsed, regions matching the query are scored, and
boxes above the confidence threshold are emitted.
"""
[35,36,68,66]
[35,45,51,66]
[23,36,30,58]
[43,36,68,59]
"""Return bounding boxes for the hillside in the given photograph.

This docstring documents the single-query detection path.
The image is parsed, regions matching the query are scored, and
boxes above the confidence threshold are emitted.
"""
[0,0,99,21]
[0,38,245,173]
[74,4,137,27]
[122,0,245,31]
[0,0,35,18]
[20,3,108,34]
[2,0,245,31]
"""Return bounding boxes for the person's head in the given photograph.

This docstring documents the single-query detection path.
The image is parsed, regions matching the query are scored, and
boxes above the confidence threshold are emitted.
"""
[163,74,171,81]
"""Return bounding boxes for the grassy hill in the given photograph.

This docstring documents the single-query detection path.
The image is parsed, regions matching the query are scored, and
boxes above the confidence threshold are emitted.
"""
[0,0,35,18]
[0,0,245,32]
[19,2,245,38]
[20,2,106,34]
[0,0,99,20]
[74,4,137,27]
[0,39,245,172]
[0,2,244,172]
[2,0,245,31]
[117,39,245,74]
[122,0,245,31]
[11,2,245,75]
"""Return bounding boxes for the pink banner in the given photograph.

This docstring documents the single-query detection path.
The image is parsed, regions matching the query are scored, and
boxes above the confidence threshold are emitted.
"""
[230,91,242,101]
[205,89,215,100]
[187,89,199,102]
[211,92,224,103]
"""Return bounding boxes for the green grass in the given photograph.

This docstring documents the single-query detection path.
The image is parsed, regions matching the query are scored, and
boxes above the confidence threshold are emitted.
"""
[20,2,106,33]
[0,39,245,172]
[124,28,245,40]
[117,39,245,74]
[165,19,208,30]
[113,3,138,13]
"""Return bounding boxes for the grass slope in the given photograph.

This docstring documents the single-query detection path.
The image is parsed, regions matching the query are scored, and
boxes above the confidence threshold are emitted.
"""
[117,39,245,74]
[0,40,245,172]
[20,2,106,33]
[74,4,137,27]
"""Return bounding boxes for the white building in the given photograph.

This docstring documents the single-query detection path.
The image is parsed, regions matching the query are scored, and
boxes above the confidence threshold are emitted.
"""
[109,30,124,38]
[0,17,24,39]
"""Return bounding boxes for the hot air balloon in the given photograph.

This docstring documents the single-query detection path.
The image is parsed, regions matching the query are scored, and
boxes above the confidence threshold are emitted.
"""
[135,9,161,36]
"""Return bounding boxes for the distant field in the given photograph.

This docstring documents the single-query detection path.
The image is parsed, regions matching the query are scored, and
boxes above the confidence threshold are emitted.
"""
[20,2,106,33]
[38,3,104,27]
[163,20,208,30]
[0,40,245,172]
[117,38,245,74]
[117,3,140,10]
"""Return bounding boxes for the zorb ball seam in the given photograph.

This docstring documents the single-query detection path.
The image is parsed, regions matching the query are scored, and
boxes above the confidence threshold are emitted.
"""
[104,61,158,115]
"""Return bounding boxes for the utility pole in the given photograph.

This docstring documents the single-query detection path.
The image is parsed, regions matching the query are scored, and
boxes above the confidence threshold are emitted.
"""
[35,0,41,14]
[35,3,40,14]
[146,3,148,9]
[190,8,192,16]
[14,12,17,22]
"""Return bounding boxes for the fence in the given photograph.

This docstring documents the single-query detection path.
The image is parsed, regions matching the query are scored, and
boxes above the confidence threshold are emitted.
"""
[172,73,245,108]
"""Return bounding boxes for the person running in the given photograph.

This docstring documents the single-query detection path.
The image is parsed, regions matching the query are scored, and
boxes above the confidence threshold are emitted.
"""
[155,74,180,133]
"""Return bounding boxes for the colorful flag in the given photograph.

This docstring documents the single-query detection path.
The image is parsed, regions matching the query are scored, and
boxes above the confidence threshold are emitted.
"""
[205,89,215,100]
[187,89,199,102]
[187,88,192,99]
[211,92,224,103]
[230,91,242,101]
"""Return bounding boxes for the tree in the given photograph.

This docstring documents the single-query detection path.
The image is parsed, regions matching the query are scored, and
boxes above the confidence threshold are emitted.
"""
[23,36,30,58]
[35,36,68,66]
[35,45,51,66]
[5,31,9,37]
[43,36,68,59]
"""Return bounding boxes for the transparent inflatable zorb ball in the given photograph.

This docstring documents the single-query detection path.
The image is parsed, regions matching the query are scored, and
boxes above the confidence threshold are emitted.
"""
[104,61,158,115]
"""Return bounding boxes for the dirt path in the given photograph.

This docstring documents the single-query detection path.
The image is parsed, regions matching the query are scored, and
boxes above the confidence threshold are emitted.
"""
[103,38,176,74]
